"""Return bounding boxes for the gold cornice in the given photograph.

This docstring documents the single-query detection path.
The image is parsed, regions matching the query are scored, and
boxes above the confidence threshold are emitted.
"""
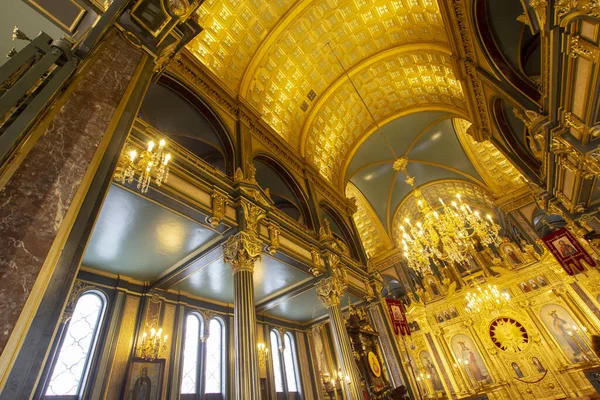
[299,43,454,157]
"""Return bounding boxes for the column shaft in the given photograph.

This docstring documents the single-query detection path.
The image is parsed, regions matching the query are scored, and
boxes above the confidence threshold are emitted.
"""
[327,303,363,399]
[233,269,260,400]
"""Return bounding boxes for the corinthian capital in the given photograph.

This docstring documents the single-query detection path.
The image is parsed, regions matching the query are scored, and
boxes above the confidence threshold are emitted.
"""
[315,276,346,308]
[223,232,262,273]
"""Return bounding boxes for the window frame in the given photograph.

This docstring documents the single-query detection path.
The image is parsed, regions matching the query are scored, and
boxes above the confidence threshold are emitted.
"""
[180,313,226,400]
[269,329,302,399]
[204,317,226,396]
[180,312,204,397]
[41,290,108,400]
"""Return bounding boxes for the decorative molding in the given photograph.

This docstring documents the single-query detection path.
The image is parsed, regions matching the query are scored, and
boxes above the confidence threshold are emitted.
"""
[315,276,346,308]
[207,188,228,228]
[240,198,266,235]
[223,232,262,274]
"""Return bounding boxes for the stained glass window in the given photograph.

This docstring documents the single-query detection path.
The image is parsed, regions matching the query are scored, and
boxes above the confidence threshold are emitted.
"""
[270,330,284,393]
[181,314,202,394]
[283,333,299,392]
[205,318,224,393]
[45,292,105,397]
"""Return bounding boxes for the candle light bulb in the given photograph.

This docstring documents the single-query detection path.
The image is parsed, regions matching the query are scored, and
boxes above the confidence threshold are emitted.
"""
[163,153,171,165]
[159,139,166,148]
[150,328,156,337]
[164,335,168,342]
[157,328,162,336]
[129,150,137,162]
[147,141,155,152]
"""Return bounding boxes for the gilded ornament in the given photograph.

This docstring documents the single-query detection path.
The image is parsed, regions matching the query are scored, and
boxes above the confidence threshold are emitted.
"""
[266,223,280,255]
[240,198,265,235]
[208,190,227,228]
[569,36,593,59]
[315,276,346,308]
[223,232,262,274]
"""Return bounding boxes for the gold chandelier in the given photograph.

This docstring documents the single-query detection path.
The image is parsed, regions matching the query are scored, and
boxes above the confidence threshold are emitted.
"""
[137,327,168,360]
[116,138,171,193]
[465,284,511,315]
[394,158,501,272]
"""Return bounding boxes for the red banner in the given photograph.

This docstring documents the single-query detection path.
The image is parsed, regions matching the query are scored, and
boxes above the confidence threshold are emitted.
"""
[542,228,596,275]
[385,298,410,336]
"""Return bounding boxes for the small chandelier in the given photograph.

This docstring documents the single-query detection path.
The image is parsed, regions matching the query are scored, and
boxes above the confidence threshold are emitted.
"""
[394,158,501,272]
[116,138,172,193]
[137,327,168,360]
[464,284,510,314]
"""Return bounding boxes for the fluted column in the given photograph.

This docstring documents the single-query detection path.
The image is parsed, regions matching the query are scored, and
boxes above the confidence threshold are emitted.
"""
[223,232,261,400]
[316,277,363,399]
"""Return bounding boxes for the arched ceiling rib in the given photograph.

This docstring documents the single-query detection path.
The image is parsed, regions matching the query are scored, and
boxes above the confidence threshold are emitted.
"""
[188,0,450,154]
[305,51,465,182]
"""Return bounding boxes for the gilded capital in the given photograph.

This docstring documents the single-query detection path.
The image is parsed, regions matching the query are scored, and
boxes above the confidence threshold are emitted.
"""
[223,232,262,274]
[315,276,346,308]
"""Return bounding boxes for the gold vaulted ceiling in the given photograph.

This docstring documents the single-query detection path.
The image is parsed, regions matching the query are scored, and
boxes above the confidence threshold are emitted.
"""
[188,0,455,180]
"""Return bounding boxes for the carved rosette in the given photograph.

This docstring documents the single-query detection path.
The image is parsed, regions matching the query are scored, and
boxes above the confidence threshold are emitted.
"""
[316,276,346,308]
[223,232,262,274]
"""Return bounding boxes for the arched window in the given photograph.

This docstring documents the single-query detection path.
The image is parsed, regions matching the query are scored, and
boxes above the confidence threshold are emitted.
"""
[270,329,302,398]
[44,291,106,397]
[180,315,226,399]
[181,313,203,394]
[204,318,224,395]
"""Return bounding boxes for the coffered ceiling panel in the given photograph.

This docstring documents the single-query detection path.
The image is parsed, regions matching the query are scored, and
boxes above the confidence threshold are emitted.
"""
[243,0,448,144]
[304,50,465,182]
[189,0,297,89]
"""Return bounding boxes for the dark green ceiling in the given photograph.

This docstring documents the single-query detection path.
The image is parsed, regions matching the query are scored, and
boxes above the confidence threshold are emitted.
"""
[82,185,218,281]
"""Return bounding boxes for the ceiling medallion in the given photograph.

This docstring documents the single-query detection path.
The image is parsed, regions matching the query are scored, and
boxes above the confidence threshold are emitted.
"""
[489,318,529,353]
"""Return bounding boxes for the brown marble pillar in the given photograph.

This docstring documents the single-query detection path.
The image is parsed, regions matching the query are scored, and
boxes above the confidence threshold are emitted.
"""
[223,232,261,400]
[0,32,145,372]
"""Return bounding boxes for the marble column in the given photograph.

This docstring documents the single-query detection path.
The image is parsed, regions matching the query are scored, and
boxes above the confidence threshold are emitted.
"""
[0,31,145,372]
[223,232,261,400]
[316,277,363,400]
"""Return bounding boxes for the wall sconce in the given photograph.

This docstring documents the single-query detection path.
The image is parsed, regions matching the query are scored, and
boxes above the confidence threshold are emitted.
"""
[137,327,168,360]
[257,342,269,366]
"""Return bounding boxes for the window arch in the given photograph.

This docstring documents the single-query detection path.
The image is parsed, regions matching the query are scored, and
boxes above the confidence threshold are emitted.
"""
[44,291,107,398]
[270,329,302,399]
[180,314,226,399]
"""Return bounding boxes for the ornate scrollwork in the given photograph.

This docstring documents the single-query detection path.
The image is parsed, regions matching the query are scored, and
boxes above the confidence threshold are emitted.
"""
[240,198,266,235]
[208,189,228,228]
[570,36,593,59]
[310,248,325,276]
[223,232,262,274]
[266,223,280,255]
[315,276,346,308]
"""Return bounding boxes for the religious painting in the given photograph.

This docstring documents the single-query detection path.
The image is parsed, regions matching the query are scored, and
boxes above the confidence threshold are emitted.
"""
[500,243,523,266]
[542,228,595,275]
[451,334,492,384]
[124,358,165,400]
[450,307,459,318]
[444,310,451,321]
[511,362,524,378]
[368,351,382,377]
[532,357,545,373]
[519,281,532,293]
[419,351,444,392]
[528,278,539,291]
[539,304,591,363]
[436,312,444,323]
[457,257,482,277]
[536,275,548,287]
[427,278,441,297]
